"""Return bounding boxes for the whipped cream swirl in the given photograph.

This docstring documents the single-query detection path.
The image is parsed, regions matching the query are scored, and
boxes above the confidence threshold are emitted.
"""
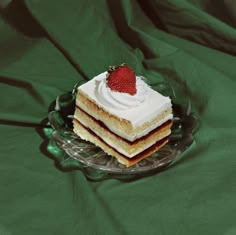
[95,74,149,110]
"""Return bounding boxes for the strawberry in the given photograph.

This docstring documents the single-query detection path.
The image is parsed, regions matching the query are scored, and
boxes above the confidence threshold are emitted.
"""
[106,64,137,95]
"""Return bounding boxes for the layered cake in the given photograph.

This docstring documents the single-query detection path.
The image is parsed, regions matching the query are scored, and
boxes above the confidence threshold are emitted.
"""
[73,64,173,167]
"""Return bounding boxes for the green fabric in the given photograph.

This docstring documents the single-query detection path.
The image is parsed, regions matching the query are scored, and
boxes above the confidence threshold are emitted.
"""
[1,0,236,234]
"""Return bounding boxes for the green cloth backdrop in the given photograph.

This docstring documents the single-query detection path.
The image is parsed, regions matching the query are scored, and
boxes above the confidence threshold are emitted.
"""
[1,0,236,234]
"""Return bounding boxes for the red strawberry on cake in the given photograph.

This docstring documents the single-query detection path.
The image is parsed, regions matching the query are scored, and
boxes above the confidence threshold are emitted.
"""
[73,64,173,167]
[106,64,137,95]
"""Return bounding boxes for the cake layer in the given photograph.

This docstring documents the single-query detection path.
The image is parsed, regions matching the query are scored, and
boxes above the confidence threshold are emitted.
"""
[76,90,172,141]
[73,107,172,157]
[73,120,169,167]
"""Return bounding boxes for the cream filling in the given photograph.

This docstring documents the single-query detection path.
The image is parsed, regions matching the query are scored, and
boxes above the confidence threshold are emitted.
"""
[109,113,172,141]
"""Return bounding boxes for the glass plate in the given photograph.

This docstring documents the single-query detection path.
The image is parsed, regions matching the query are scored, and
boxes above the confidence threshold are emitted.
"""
[48,81,198,180]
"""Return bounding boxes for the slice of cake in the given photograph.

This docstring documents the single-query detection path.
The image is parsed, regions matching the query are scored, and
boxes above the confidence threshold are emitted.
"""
[73,64,173,167]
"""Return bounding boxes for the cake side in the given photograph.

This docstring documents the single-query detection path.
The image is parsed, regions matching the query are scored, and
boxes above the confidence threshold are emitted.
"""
[73,120,169,167]
[73,107,172,157]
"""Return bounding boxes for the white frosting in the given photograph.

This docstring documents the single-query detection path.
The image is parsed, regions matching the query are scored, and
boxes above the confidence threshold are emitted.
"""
[96,72,149,110]
[77,72,172,141]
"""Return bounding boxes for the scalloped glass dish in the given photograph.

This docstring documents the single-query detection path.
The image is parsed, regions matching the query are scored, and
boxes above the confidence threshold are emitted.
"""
[48,81,198,180]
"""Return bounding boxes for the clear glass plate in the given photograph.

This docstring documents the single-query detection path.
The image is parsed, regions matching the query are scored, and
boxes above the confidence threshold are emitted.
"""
[48,81,198,180]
